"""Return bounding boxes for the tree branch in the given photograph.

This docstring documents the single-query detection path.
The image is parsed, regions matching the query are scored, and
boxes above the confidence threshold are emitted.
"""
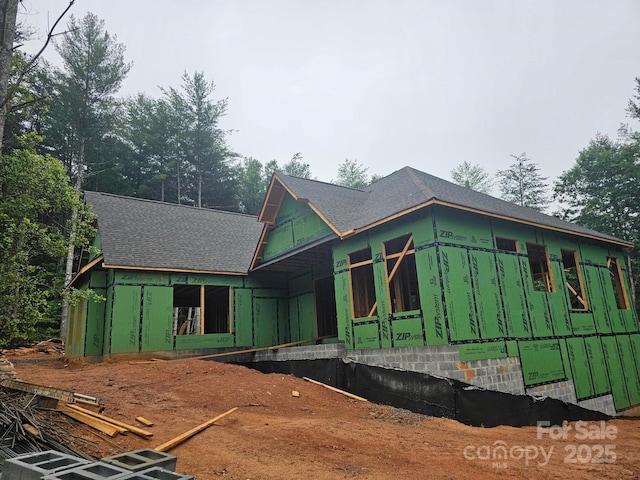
[1,0,75,110]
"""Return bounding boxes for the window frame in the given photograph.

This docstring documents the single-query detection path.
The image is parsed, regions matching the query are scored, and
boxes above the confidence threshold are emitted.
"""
[383,234,421,314]
[173,284,232,335]
[526,242,555,293]
[496,236,519,252]
[348,247,377,318]
[607,256,630,310]
[561,248,588,310]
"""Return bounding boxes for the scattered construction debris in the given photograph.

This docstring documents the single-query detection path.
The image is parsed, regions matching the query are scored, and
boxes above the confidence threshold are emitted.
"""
[0,378,101,406]
[1,338,65,357]
[0,388,97,465]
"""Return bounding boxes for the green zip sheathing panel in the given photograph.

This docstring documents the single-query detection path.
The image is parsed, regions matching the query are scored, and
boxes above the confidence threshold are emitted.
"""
[115,271,169,285]
[566,337,594,400]
[469,250,506,339]
[433,206,493,248]
[458,341,507,362]
[176,333,235,349]
[415,247,447,345]
[141,286,173,351]
[110,285,142,353]
[519,339,566,386]
[496,253,531,338]
[289,270,314,343]
[439,246,478,342]
[234,289,253,346]
[84,292,105,356]
[616,334,640,406]
[104,284,113,355]
[82,271,107,357]
[353,321,381,349]
[66,286,86,358]
[547,260,573,336]
[583,265,613,333]
[601,336,630,410]
[390,314,424,347]
[584,336,611,396]
[261,193,333,262]
[334,270,354,348]
[578,240,610,264]
[254,297,278,347]
[519,243,555,338]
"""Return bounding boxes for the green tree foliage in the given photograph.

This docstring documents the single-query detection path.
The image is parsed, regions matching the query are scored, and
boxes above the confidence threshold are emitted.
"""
[160,71,238,208]
[334,158,370,189]
[0,134,95,346]
[497,153,549,212]
[450,161,492,194]
[280,152,312,178]
[259,153,313,178]
[120,93,174,200]
[236,157,269,215]
[46,12,132,190]
[555,78,640,308]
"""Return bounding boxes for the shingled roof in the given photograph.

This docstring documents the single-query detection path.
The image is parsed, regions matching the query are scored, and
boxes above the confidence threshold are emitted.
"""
[274,166,632,247]
[84,191,264,274]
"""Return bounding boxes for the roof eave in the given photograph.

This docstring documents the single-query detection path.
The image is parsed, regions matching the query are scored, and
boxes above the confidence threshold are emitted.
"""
[341,199,634,248]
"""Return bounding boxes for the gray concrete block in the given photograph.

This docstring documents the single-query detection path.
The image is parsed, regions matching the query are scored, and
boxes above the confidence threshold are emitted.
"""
[42,461,132,480]
[134,467,193,480]
[103,450,177,473]
[3,450,90,480]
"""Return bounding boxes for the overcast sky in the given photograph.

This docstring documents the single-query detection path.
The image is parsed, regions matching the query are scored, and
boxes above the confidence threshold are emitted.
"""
[19,0,640,193]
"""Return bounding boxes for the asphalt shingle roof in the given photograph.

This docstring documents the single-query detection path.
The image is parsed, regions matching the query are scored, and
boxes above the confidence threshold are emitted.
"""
[277,167,631,246]
[84,191,264,273]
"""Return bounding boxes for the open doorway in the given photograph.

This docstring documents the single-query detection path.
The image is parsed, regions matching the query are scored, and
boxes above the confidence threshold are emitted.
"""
[314,276,337,337]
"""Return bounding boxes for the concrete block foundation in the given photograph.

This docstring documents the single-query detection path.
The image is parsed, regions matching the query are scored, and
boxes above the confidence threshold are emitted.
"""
[248,343,617,417]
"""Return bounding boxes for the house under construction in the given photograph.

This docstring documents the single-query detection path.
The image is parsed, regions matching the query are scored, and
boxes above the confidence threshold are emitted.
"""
[67,166,640,417]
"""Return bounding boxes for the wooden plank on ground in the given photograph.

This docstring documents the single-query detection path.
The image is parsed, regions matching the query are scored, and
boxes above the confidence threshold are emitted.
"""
[58,406,121,437]
[66,404,153,438]
[154,407,238,452]
[303,377,368,402]
[136,416,154,426]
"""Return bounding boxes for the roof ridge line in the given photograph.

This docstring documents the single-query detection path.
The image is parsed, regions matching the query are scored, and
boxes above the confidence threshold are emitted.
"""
[83,191,258,219]
[405,167,436,199]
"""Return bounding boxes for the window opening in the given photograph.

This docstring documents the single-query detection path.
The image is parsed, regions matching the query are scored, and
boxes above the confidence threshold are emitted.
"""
[173,285,231,334]
[384,234,421,313]
[348,248,376,318]
[315,276,338,337]
[561,249,588,309]
[496,236,519,252]
[607,257,630,310]
[526,242,554,292]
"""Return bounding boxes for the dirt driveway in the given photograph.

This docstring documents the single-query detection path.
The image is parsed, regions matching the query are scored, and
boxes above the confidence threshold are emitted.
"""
[7,354,640,479]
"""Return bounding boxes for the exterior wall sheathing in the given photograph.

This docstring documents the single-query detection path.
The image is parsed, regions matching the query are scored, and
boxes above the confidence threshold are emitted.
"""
[331,205,640,414]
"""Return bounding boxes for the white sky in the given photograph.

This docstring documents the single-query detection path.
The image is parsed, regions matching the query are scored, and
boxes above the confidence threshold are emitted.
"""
[18,0,640,192]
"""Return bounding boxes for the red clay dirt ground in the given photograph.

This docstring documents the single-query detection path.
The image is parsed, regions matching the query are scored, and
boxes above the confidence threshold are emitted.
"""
[5,352,640,480]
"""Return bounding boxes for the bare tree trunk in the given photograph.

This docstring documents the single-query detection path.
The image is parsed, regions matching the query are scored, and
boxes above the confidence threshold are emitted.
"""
[0,0,18,155]
[60,137,85,337]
